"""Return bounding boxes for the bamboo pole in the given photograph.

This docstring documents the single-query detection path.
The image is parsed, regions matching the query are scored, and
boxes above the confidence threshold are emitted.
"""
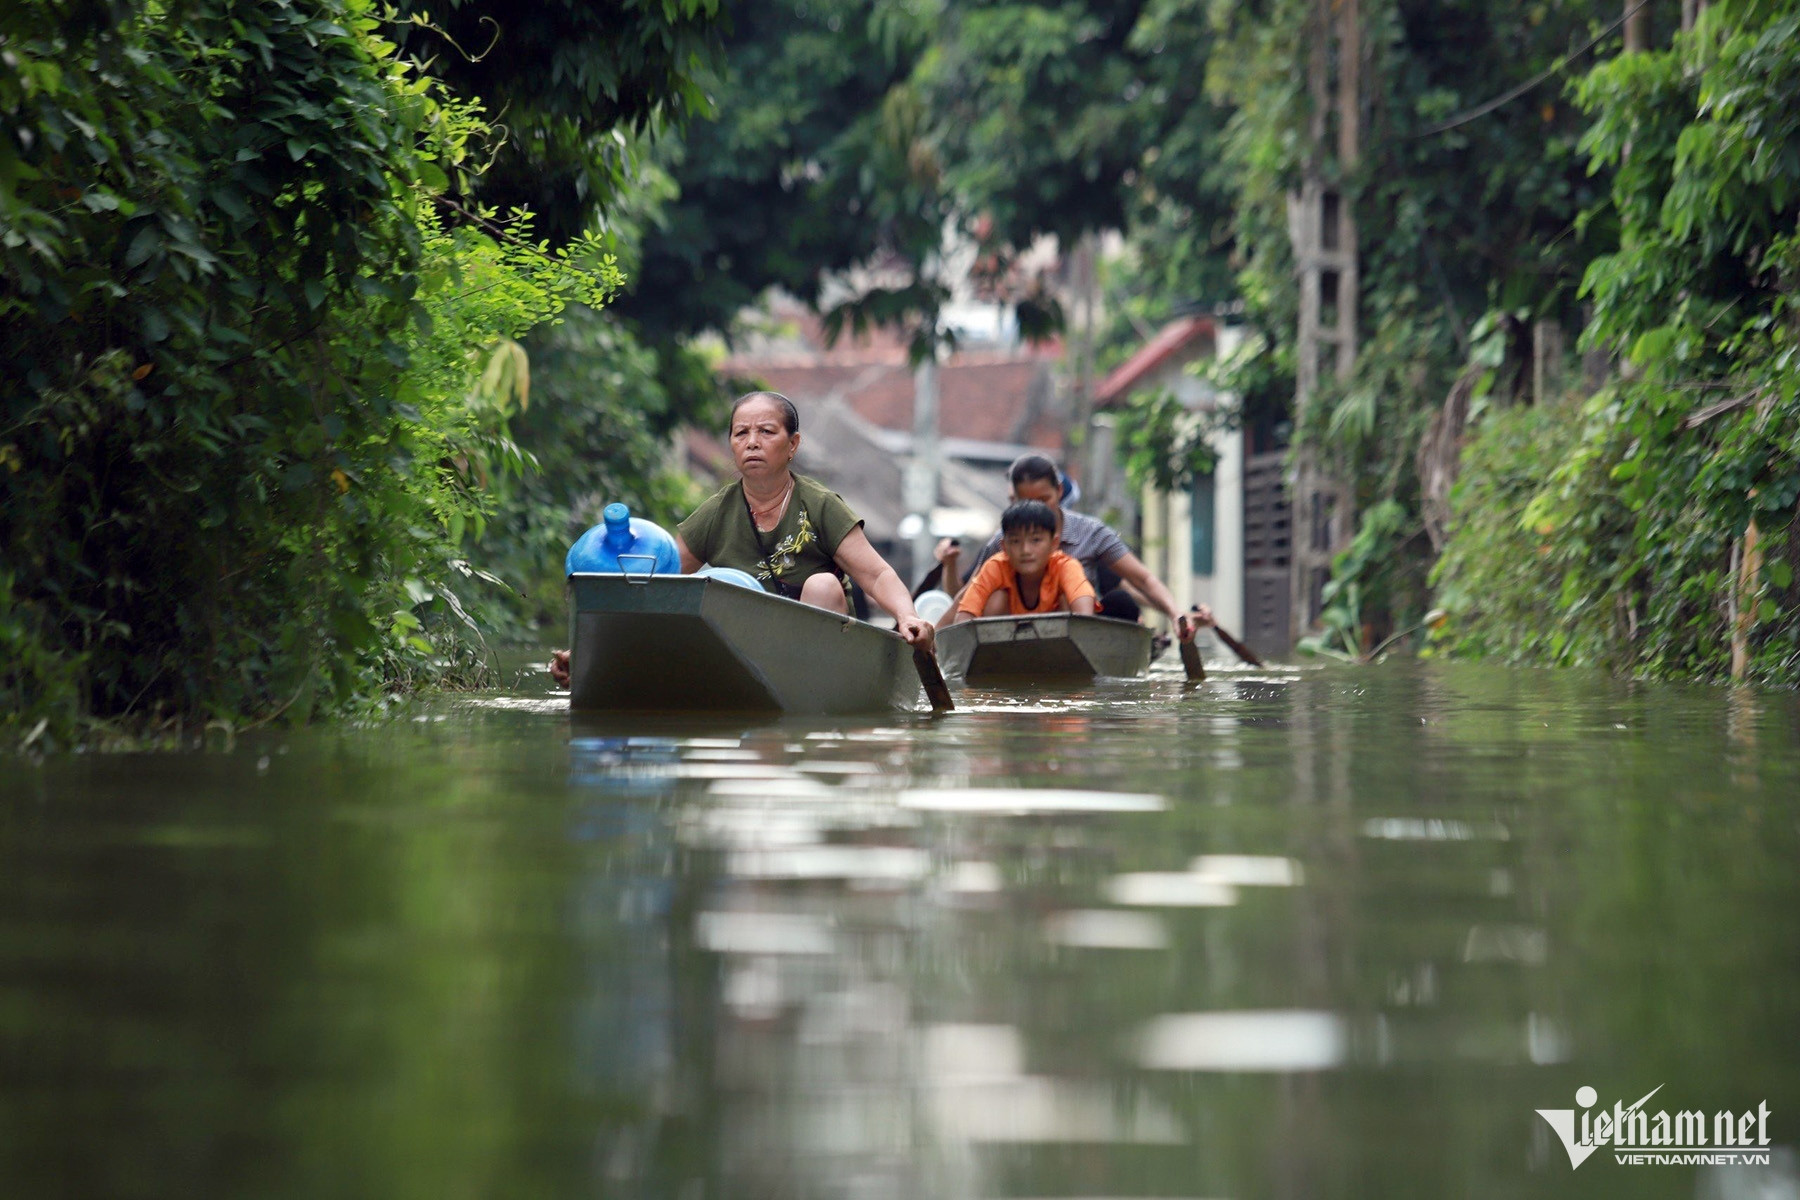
[1731,516,1761,681]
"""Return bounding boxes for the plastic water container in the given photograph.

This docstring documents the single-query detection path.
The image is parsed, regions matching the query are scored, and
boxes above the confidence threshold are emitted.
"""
[565,503,682,576]
[695,566,765,592]
[913,588,955,623]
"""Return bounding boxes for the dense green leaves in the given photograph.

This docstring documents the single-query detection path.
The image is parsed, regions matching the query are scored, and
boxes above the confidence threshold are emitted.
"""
[618,0,933,339]
[1434,0,1800,684]
[0,0,623,744]
[397,0,724,244]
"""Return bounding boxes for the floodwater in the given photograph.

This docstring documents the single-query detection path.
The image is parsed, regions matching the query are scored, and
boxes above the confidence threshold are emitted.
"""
[3,659,1798,1200]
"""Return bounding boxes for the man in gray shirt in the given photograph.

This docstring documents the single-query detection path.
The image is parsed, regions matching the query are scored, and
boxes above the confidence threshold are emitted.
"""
[934,454,1209,641]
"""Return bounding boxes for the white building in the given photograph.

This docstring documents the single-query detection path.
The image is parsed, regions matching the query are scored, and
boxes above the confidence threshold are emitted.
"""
[1094,317,1293,659]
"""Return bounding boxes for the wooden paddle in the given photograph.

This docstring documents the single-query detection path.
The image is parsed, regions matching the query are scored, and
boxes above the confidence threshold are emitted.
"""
[1179,634,1206,681]
[913,645,955,712]
[1211,622,1264,668]
[1186,605,1265,669]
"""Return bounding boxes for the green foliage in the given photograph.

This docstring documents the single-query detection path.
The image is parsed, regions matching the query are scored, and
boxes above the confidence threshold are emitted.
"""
[1428,404,1621,665]
[1297,498,1416,661]
[1194,0,1619,631]
[618,0,932,339]
[469,306,715,631]
[1435,0,1800,684]
[0,0,617,746]
[921,0,1240,344]
[1113,386,1221,494]
[397,0,724,245]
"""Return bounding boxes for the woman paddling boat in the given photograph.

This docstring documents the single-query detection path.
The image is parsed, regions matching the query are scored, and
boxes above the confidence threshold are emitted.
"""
[551,391,933,687]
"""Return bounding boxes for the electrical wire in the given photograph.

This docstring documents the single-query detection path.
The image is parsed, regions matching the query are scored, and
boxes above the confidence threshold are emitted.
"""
[1414,0,1652,138]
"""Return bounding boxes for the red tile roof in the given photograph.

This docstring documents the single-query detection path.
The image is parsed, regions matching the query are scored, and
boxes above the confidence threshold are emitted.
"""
[1094,316,1216,406]
[728,354,1065,451]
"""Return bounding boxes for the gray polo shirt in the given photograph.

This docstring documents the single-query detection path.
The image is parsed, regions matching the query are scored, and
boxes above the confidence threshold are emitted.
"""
[966,509,1130,588]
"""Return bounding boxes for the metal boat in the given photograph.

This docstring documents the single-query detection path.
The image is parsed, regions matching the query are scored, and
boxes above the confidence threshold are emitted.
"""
[936,613,1155,683]
[567,573,921,714]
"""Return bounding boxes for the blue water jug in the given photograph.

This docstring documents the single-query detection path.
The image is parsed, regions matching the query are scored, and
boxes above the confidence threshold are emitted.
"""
[566,503,682,576]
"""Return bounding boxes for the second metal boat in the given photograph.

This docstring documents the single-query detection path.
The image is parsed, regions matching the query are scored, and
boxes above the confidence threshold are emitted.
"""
[936,613,1154,683]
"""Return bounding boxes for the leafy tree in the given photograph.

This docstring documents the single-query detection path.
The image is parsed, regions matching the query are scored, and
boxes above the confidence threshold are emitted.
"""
[397,0,725,245]
[1433,0,1800,682]
[1199,0,1621,635]
[616,0,932,340]
[922,0,1239,335]
[468,306,715,632]
[0,0,614,744]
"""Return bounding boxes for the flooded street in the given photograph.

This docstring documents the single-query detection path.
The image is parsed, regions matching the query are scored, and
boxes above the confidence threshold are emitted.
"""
[5,661,1798,1199]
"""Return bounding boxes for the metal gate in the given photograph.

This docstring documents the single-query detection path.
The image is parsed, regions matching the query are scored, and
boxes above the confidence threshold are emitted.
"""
[1241,451,1292,658]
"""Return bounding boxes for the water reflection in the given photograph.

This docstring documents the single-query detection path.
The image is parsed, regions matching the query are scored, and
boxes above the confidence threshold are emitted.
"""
[2,664,1797,1199]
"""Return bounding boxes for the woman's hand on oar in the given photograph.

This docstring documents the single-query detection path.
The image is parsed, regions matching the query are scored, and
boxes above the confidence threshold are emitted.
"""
[894,614,953,711]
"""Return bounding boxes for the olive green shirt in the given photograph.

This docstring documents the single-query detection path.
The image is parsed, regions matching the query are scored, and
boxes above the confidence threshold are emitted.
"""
[678,473,862,594]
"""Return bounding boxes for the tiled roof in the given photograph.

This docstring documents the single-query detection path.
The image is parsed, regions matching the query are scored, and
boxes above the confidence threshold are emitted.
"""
[729,356,1065,451]
[1094,316,1216,406]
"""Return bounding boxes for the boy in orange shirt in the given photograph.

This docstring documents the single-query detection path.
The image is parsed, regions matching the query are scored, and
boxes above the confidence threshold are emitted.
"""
[949,500,1097,622]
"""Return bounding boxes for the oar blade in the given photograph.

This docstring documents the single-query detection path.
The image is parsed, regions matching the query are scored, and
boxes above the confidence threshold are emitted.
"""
[913,646,955,712]
[1179,636,1206,681]
[1213,625,1264,668]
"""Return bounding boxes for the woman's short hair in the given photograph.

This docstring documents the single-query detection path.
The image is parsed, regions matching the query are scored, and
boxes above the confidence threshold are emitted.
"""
[1007,453,1060,490]
[730,391,800,435]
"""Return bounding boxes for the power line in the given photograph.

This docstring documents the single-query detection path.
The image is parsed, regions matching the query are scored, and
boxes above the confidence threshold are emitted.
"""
[1414,0,1652,138]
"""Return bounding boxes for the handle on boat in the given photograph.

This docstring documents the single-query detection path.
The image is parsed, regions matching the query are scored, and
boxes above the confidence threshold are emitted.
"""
[913,646,955,713]
[617,554,657,585]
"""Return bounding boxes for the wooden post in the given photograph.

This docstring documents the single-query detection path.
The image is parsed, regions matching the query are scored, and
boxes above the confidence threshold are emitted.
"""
[1288,0,1360,643]
[1532,320,1566,406]
[1732,516,1761,681]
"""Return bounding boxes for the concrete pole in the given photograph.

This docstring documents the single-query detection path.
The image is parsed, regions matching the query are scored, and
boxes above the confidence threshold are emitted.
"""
[1625,0,1649,51]
[905,351,941,583]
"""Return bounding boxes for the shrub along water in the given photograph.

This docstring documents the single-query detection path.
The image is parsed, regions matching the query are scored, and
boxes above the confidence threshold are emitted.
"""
[1,0,615,748]
[1432,2,1800,684]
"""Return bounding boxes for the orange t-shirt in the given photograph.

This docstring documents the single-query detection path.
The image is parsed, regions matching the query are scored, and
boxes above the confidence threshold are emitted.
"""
[957,550,1096,617]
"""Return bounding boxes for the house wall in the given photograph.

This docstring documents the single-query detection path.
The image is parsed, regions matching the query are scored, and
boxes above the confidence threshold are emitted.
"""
[1127,357,1240,635]
[1206,427,1246,638]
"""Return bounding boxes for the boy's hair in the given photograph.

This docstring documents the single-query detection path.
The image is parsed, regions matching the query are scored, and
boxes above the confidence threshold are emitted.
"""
[1000,499,1059,539]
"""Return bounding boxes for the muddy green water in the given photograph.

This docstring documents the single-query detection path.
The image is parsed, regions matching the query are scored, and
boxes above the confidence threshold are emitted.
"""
[3,661,1798,1199]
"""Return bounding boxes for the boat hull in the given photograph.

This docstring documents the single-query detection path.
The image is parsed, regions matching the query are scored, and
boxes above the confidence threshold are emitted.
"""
[937,613,1154,683]
[567,574,918,714]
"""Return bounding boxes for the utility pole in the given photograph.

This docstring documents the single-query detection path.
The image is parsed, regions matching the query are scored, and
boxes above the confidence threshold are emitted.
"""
[1288,0,1361,643]
[1070,232,1099,487]
[1625,0,1650,50]
[905,349,942,584]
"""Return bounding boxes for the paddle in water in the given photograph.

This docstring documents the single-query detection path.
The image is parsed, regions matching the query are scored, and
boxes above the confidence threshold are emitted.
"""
[1179,633,1206,681]
[913,646,955,712]
[1210,620,1264,667]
